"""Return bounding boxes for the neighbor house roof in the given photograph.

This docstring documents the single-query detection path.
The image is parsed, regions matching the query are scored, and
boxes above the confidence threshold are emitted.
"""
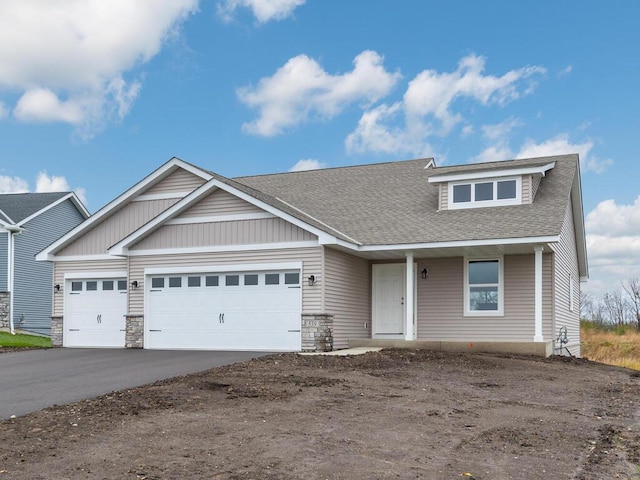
[0,192,89,228]
[234,154,579,246]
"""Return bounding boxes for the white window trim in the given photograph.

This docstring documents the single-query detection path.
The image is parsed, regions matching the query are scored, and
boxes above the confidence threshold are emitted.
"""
[463,257,504,317]
[448,176,522,210]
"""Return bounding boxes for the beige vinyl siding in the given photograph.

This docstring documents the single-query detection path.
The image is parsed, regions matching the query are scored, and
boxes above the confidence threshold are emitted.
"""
[417,254,553,341]
[439,184,448,211]
[522,175,532,204]
[550,202,581,356]
[53,259,127,316]
[531,175,542,202]
[181,189,263,217]
[131,218,317,250]
[324,247,371,349]
[144,168,206,195]
[57,199,178,256]
[127,247,322,315]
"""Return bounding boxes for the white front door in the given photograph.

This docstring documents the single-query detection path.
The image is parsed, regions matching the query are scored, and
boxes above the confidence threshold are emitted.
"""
[372,264,406,337]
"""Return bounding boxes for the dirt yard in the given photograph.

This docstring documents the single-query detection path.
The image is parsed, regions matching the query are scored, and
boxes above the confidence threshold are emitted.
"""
[1,349,639,480]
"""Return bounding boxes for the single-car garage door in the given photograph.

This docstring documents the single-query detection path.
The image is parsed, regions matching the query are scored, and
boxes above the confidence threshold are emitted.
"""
[64,278,127,348]
[146,269,301,351]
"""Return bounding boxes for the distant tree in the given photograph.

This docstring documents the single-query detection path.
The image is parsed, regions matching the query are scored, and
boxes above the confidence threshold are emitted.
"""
[622,278,640,331]
[602,289,629,327]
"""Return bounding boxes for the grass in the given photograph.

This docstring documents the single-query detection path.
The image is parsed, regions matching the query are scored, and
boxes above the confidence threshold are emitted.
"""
[581,321,640,370]
[0,331,51,349]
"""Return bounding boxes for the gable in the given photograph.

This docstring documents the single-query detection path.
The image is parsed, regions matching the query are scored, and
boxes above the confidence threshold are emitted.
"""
[179,189,264,218]
[57,198,179,257]
[142,168,206,197]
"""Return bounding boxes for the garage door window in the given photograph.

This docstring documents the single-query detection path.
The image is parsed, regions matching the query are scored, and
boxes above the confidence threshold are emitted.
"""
[151,278,164,288]
[169,277,182,288]
[103,280,114,290]
[226,275,239,286]
[118,280,127,291]
[285,273,300,285]
[188,276,201,287]
[205,275,219,287]
[71,281,82,291]
[265,273,279,285]
[86,281,98,291]
[244,274,258,286]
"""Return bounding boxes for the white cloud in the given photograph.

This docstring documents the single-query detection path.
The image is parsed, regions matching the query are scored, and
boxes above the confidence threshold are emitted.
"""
[481,117,522,140]
[0,101,8,119]
[346,54,545,157]
[289,159,326,172]
[515,134,613,173]
[583,196,640,297]
[0,171,87,205]
[238,50,400,136]
[472,143,513,164]
[0,0,198,137]
[218,0,304,23]
[0,176,29,194]
[558,65,573,77]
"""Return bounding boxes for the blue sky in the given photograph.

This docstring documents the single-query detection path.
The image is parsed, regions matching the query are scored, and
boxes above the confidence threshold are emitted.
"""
[0,1,638,299]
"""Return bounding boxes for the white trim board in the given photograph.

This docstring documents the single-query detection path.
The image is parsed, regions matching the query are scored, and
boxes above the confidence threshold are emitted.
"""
[144,262,303,275]
[127,241,320,257]
[64,271,128,280]
[166,212,275,225]
[428,162,556,183]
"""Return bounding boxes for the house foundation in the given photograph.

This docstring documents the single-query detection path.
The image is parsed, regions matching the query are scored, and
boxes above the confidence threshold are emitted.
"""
[0,292,8,329]
[125,315,144,349]
[50,316,63,346]
[349,339,555,357]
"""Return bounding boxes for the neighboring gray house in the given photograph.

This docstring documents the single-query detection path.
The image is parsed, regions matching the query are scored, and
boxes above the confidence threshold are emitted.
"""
[37,154,587,356]
[1,193,89,335]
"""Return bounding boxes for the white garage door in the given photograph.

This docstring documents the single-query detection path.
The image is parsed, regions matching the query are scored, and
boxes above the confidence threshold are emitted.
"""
[64,279,127,348]
[145,270,301,351]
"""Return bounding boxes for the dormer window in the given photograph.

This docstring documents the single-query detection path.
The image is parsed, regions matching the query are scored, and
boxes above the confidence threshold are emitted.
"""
[449,177,521,209]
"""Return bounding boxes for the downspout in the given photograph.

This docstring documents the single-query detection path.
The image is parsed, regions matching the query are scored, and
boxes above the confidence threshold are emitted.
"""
[5,225,25,335]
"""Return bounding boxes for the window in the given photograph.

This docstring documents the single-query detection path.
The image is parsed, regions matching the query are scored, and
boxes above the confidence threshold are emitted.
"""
[117,280,127,290]
[151,277,164,289]
[205,275,219,287]
[71,281,82,292]
[103,280,114,291]
[188,276,201,287]
[169,277,182,288]
[244,274,258,286]
[225,275,239,286]
[265,273,280,285]
[449,177,520,209]
[464,258,503,316]
[284,272,300,285]
[86,281,98,291]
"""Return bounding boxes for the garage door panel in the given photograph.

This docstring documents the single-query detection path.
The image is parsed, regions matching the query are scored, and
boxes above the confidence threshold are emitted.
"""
[65,279,127,348]
[146,270,301,351]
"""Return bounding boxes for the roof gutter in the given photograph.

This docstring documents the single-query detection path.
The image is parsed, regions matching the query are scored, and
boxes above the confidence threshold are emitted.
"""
[4,225,25,335]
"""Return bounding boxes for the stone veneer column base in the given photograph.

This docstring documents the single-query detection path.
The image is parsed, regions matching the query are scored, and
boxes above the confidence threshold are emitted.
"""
[50,316,63,347]
[125,315,144,349]
[301,313,334,352]
[0,292,8,329]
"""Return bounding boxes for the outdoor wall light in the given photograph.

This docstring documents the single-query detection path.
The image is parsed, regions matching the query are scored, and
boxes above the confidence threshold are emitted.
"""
[54,284,61,293]
[308,275,316,286]
[130,280,139,289]
[421,268,429,279]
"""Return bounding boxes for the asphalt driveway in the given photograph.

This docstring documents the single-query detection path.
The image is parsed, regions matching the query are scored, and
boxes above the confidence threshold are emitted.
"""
[0,348,266,419]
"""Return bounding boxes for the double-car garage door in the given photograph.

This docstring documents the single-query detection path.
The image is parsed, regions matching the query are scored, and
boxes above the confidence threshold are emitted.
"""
[64,269,302,351]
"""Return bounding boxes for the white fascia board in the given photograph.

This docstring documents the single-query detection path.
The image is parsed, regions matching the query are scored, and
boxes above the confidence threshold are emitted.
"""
[0,208,15,225]
[36,158,211,261]
[571,163,589,279]
[64,271,127,280]
[44,254,116,262]
[110,178,347,256]
[145,262,303,276]
[127,241,320,257]
[428,162,556,184]
[355,235,560,252]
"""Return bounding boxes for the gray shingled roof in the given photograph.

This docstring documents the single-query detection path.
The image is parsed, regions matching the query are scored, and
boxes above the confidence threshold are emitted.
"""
[0,192,69,225]
[234,154,578,246]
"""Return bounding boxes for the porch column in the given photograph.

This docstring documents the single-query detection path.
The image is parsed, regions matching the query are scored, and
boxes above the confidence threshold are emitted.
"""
[534,246,544,342]
[405,251,415,341]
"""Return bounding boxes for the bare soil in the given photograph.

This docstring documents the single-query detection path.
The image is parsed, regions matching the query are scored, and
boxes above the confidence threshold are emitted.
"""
[1,349,639,480]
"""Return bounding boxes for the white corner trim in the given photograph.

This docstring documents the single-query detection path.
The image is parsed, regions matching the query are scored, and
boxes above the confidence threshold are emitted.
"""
[144,262,303,276]
[166,212,275,225]
[64,271,127,280]
[126,240,320,257]
[132,191,193,202]
[428,162,556,183]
